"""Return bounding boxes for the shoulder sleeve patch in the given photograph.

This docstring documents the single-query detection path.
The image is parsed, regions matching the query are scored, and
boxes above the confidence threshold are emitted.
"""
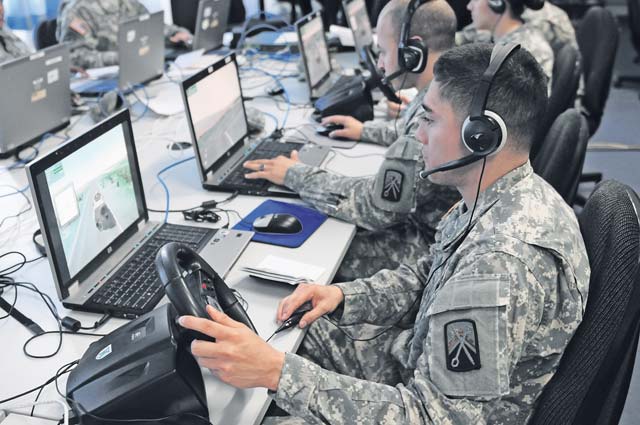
[69,17,89,36]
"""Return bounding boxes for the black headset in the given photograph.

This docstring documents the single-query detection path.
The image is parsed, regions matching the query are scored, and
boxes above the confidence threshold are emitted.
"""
[383,0,430,84]
[398,0,430,74]
[420,42,520,179]
[487,0,545,15]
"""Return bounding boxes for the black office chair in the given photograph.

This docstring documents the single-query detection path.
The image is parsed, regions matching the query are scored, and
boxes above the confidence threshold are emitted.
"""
[531,43,581,160]
[33,18,58,50]
[613,0,640,97]
[532,109,589,205]
[576,6,619,135]
[529,180,640,425]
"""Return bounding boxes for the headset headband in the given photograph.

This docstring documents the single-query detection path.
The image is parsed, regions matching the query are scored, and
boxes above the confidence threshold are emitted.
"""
[468,43,520,120]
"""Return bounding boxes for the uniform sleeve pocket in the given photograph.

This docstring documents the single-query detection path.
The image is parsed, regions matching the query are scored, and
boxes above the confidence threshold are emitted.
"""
[425,275,511,398]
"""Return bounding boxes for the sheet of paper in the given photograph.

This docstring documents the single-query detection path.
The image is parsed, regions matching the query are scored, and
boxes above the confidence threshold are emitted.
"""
[146,84,184,116]
[329,25,355,47]
[246,255,325,283]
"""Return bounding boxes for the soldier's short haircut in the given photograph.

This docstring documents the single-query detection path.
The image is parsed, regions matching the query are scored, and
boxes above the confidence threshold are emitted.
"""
[381,0,457,52]
[433,43,548,153]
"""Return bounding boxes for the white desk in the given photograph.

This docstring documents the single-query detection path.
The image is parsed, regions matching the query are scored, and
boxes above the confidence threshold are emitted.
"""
[0,51,387,424]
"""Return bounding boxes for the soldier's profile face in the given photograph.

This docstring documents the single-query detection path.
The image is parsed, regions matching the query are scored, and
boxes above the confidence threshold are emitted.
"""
[467,0,496,31]
[375,13,400,87]
[417,82,466,186]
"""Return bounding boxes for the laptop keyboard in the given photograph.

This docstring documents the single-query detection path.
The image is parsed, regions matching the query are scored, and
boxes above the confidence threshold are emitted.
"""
[222,140,303,190]
[87,223,213,316]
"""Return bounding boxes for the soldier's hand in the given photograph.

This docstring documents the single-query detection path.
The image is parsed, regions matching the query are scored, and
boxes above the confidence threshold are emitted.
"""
[386,93,411,119]
[170,31,192,44]
[277,283,344,329]
[243,151,300,185]
[321,115,363,140]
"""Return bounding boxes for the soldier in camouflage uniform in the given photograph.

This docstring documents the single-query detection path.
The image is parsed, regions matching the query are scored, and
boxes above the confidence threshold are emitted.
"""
[0,0,32,64]
[179,43,590,425]
[457,1,577,54]
[244,0,460,281]
[458,0,554,90]
[56,0,191,69]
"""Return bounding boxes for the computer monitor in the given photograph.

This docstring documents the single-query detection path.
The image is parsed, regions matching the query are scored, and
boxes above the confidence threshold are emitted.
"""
[296,11,332,95]
[28,110,147,299]
[343,0,374,54]
[181,54,249,183]
[0,44,71,158]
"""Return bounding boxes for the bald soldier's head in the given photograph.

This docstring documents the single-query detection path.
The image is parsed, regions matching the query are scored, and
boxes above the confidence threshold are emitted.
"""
[376,0,457,90]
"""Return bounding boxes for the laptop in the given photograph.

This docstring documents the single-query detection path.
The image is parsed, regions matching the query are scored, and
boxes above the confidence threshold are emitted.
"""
[180,53,330,196]
[296,11,354,100]
[0,44,71,158]
[73,11,165,95]
[343,0,374,55]
[165,0,231,60]
[27,109,254,319]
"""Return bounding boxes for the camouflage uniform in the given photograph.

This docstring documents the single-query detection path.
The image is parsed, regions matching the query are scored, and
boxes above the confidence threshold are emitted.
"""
[457,3,577,54]
[455,24,554,90]
[284,85,460,281]
[264,162,590,425]
[57,0,189,69]
[360,86,425,147]
[0,27,31,65]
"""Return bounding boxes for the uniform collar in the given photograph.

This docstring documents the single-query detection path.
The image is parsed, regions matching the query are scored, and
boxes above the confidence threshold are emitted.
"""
[438,161,533,251]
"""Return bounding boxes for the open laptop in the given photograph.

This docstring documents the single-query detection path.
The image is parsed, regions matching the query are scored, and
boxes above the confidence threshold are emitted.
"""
[343,0,374,55]
[180,53,330,197]
[27,109,254,319]
[296,11,354,100]
[73,11,165,95]
[166,0,231,60]
[0,44,71,158]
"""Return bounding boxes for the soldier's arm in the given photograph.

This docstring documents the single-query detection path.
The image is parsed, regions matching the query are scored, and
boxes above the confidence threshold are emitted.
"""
[284,137,431,230]
[271,251,550,424]
[58,10,118,68]
[360,119,404,147]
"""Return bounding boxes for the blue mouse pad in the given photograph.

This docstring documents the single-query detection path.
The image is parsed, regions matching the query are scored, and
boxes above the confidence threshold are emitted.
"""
[233,200,327,248]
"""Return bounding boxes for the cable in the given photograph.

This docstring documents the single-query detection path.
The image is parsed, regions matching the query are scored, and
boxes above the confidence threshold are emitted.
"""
[0,185,32,229]
[3,399,69,424]
[147,191,238,214]
[155,156,196,223]
[321,158,488,342]
[0,184,29,199]
[0,251,45,276]
[0,359,77,405]
[240,66,291,128]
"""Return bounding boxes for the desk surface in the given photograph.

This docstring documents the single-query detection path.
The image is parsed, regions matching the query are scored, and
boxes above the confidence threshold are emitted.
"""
[0,50,387,424]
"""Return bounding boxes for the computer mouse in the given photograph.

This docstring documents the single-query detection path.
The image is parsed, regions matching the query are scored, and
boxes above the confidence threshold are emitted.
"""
[316,123,344,137]
[252,213,303,234]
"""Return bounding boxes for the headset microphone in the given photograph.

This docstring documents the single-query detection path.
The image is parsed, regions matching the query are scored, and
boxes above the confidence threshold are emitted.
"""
[381,69,405,86]
[419,153,487,179]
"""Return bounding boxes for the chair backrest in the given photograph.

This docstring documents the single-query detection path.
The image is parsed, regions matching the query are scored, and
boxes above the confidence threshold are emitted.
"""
[628,0,640,55]
[576,6,619,135]
[531,43,581,159]
[33,18,58,50]
[532,108,589,204]
[529,180,640,425]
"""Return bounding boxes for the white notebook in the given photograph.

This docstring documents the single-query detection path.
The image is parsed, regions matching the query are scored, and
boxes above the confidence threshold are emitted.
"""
[242,255,325,285]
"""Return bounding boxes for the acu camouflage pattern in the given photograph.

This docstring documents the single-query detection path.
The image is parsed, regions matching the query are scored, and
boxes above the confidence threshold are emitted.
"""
[455,23,554,91]
[57,0,188,69]
[360,84,426,147]
[0,27,31,65]
[265,162,590,424]
[283,85,460,281]
[456,2,577,54]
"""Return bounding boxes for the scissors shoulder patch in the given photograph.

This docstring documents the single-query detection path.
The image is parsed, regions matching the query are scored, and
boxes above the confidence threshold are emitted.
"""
[382,169,404,202]
[445,319,481,372]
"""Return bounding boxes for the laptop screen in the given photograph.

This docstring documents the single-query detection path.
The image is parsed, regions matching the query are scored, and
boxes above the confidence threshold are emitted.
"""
[28,110,146,293]
[182,54,248,175]
[193,0,231,51]
[297,11,331,90]
[118,11,165,90]
[344,0,374,53]
[0,44,71,156]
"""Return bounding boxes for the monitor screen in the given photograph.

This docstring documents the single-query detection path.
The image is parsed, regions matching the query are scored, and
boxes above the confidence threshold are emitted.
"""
[184,58,248,173]
[41,123,139,278]
[345,0,373,53]
[299,13,331,89]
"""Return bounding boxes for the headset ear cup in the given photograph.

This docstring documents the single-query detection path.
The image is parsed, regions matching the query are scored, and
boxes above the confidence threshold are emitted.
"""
[461,111,506,155]
[401,38,428,74]
[487,0,506,14]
